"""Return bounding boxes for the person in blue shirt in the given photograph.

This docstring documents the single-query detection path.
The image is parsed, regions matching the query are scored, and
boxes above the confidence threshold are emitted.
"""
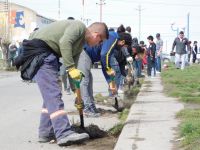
[77,30,132,117]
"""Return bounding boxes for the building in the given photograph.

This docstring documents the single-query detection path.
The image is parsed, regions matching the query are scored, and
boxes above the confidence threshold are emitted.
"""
[0,1,55,59]
[0,1,55,42]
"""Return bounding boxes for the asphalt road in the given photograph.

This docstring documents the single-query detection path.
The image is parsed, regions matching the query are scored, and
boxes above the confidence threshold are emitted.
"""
[0,69,119,150]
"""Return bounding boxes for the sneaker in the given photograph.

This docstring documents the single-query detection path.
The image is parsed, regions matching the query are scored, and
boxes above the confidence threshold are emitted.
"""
[57,132,89,146]
[38,135,56,143]
[84,110,100,117]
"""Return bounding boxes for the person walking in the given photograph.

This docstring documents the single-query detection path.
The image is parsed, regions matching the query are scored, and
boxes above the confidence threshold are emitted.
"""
[15,20,109,146]
[171,31,189,70]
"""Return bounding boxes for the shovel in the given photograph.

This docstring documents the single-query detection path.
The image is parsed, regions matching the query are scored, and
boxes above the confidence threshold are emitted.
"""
[73,76,84,128]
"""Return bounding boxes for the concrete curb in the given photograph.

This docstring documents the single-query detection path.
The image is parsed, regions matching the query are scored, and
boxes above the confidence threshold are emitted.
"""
[114,76,184,150]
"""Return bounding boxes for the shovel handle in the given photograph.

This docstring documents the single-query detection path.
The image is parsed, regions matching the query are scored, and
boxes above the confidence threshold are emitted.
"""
[73,75,84,128]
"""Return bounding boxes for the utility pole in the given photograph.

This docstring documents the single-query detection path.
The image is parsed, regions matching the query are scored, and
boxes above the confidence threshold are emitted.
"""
[96,0,106,22]
[187,12,190,39]
[84,18,91,26]
[81,0,85,21]
[58,0,60,20]
[135,5,144,41]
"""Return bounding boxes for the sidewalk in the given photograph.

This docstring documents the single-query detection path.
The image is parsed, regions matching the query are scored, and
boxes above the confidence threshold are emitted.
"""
[114,75,184,150]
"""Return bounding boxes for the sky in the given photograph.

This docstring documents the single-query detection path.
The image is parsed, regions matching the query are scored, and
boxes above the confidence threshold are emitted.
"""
[9,0,200,52]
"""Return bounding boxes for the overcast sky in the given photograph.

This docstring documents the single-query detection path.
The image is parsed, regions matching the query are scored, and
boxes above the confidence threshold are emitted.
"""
[9,0,200,51]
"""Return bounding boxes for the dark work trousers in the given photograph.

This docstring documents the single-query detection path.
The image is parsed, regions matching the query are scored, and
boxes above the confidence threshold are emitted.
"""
[35,53,73,140]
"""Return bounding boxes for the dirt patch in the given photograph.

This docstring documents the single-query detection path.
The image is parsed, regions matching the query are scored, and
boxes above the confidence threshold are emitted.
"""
[70,136,117,150]
[71,124,107,139]
[69,124,118,150]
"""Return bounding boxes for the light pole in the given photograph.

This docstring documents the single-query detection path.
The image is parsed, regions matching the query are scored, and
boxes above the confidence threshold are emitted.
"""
[171,22,186,37]
[187,12,190,39]
[135,5,144,41]
[58,0,60,20]
[96,0,106,22]
[81,0,85,21]
[170,22,179,36]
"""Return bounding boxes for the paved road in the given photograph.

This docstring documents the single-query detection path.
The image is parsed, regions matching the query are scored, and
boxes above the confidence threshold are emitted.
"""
[0,69,119,150]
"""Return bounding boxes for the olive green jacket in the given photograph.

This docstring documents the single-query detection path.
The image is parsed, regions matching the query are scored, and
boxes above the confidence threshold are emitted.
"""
[29,20,86,68]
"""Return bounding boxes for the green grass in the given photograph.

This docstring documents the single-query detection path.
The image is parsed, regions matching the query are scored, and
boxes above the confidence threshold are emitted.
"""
[162,63,200,149]
[108,108,129,137]
[177,109,200,149]
[108,123,124,137]
[118,108,129,122]
[162,64,200,103]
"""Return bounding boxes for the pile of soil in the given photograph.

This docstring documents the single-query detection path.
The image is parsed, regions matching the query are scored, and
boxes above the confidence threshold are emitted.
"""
[71,124,107,139]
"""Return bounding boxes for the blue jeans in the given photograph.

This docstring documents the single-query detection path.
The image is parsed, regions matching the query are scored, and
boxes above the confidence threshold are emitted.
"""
[109,54,121,96]
[147,57,156,77]
[156,56,161,72]
[134,59,142,77]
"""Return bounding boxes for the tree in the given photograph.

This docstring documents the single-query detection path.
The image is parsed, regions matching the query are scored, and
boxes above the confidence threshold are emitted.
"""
[0,37,11,69]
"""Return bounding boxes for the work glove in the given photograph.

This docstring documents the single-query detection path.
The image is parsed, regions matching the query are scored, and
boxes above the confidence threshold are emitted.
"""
[106,68,115,76]
[68,67,84,80]
[126,56,133,63]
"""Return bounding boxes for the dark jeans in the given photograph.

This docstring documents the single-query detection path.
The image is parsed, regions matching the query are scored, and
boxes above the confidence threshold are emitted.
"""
[134,59,142,77]
[147,57,156,76]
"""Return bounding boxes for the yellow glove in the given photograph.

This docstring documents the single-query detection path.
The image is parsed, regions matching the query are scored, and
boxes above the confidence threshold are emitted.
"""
[106,68,115,76]
[68,67,83,80]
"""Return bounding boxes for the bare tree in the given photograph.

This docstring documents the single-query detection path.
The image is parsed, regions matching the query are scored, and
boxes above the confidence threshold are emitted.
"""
[0,37,10,69]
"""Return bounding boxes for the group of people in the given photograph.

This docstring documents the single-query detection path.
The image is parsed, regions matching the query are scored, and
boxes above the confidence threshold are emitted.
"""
[13,17,169,147]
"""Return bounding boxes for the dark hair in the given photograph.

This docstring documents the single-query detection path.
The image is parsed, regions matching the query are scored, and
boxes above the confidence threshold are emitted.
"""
[156,33,160,37]
[194,41,197,44]
[67,17,75,20]
[118,32,132,46]
[103,23,109,39]
[132,37,138,46]
[109,28,115,31]
[139,41,144,45]
[147,35,154,41]
[126,26,131,33]
[117,24,125,33]
[179,31,184,34]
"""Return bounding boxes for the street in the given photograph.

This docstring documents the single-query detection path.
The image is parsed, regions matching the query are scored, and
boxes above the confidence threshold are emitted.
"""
[0,69,119,150]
